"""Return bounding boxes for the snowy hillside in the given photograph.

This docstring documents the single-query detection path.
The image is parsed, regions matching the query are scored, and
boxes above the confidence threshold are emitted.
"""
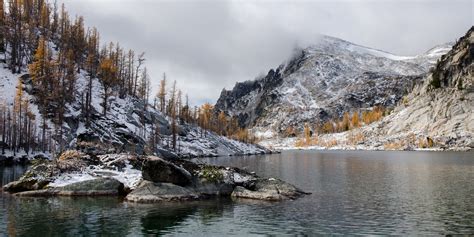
[215,35,452,138]
[0,63,268,160]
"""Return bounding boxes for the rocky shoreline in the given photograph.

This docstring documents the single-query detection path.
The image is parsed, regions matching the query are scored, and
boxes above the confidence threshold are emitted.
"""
[0,146,278,166]
[2,153,308,202]
[259,131,473,152]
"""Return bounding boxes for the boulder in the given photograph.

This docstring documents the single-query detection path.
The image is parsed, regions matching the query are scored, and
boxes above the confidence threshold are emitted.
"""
[58,177,125,196]
[193,182,234,197]
[15,178,125,197]
[3,161,55,193]
[224,168,258,189]
[3,179,42,193]
[142,157,193,186]
[155,148,179,160]
[125,181,199,203]
[232,178,309,201]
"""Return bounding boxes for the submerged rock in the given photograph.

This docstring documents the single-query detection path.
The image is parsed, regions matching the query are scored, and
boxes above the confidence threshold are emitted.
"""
[231,178,310,201]
[125,181,199,203]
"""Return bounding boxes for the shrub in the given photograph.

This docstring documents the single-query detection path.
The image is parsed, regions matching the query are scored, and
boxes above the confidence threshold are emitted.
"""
[58,150,84,161]
[321,121,335,134]
[402,96,409,106]
[457,79,463,90]
[384,141,405,150]
[295,137,306,147]
[362,106,385,125]
[418,137,435,148]
[347,132,365,145]
[430,72,441,89]
[199,166,224,183]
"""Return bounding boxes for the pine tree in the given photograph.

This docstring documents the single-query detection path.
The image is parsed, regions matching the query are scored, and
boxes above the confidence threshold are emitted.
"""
[39,2,50,37]
[170,80,177,151]
[14,81,23,152]
[133,52,145,96]
[98,58,117,116]
[351,112,359,129]
[304,123,311,145]
[0,0,5,53]
[217,111,227,135]
[200,103,213,137]
[177,89,182,123]
[341,112,350,132]
[157,73,167,113]
[65,49,76,101]
[29,36,49,106]
[1,104,5,155]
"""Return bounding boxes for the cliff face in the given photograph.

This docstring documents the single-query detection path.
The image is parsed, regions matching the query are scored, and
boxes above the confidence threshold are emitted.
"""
[215,65,285,128]
[215,35,452,138]
[379,27,474,147]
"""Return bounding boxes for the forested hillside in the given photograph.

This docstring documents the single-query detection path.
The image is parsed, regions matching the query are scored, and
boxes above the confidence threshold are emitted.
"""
[0,0,266,161]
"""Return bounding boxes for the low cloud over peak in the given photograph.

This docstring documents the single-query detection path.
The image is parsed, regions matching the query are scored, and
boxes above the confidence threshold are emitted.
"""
[59,0,473,104]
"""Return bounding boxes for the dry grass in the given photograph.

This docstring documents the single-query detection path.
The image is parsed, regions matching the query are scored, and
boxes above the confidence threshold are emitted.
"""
[346,132,365,145]
[57,150,87,172]
[295,137,306,147]
[418,137,435,148]
[58,150,84,161]
[319,138,338,148]
[383,141,405,150]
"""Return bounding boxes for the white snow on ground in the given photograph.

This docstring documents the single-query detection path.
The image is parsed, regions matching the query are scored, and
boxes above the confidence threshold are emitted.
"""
[48,172,96,188]
[177,128,267,157]
[2,58,266,159]
[48,154,142,190]
[0,66,17,105]
[0,65,50,130]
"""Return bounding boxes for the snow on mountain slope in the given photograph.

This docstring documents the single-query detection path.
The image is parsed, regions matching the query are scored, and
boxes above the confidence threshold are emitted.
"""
[215,35,452,137]
[0,62,268,160]
[378,28,473,148]
[0,66,17,105]
[259,28,472,151]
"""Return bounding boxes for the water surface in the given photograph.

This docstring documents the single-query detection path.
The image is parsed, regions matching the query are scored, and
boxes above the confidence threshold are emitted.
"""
[1,150,473,235]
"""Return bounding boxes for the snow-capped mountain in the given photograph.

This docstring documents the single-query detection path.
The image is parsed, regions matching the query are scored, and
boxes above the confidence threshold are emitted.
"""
[215,35,453,138]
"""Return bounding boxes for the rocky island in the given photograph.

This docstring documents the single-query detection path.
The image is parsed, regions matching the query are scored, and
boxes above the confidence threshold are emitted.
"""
[3,152,309,202]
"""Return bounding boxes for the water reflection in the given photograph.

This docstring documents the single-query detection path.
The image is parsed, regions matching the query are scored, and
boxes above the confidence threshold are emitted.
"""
[1,150,473,235]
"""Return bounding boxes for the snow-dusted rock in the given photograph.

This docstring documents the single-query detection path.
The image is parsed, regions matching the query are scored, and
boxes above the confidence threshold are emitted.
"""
[15,178,126,197]
[3,161,56,192]
[5,153,309,202]
[142,156,193,186]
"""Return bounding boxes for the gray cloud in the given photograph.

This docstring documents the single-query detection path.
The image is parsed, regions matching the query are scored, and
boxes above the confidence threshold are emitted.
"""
[59,0,473,104]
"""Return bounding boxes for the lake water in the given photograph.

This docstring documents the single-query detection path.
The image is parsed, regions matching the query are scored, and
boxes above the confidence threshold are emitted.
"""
[1,150,473,235]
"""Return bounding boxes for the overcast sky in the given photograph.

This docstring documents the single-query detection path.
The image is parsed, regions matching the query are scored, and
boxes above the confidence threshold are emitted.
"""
[59,0,473,104]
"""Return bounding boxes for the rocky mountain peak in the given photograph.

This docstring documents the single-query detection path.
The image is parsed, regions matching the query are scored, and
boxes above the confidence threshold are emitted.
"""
[428,26,473,90]
[215,34,453,137]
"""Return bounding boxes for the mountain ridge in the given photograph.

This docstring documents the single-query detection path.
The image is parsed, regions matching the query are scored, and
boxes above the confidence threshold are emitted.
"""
[260,27,473,150]
[215,34,452,138]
